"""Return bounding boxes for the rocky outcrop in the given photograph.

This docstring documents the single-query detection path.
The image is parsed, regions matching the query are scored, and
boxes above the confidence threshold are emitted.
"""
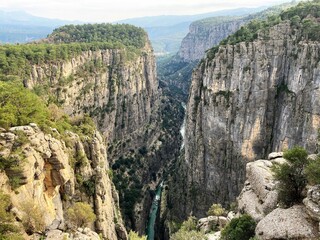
[238,159,278,221]
[303,185,320,221]
[177,2,295,62]
[239,154,320,239]
[256,205,319,240]
[174,19,320,218]
[20,36,164,232]
[45,228,100,240]
[178,17,245,61]
[197,215,229,234]
[0,124,126,239]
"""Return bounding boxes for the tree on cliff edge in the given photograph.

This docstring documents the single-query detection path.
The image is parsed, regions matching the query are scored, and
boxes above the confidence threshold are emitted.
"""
[272,146,309,207]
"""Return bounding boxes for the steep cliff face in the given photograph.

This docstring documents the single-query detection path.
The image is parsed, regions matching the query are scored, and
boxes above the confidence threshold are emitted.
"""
[171,18,320,218]
[24,41,159,150]
[178,18,245,61]
[0,124,125,239]
[177,2,295,62]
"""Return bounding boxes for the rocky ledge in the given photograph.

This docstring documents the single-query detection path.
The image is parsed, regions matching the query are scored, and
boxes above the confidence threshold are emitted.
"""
[238,152,320,240]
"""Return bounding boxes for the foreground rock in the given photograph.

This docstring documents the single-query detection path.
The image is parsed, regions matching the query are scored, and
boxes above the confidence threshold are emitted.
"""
[0,124,126,239]
[256,205,319,240]
[197,216,229,233]
[238,159,278,221]
[303,185,320,221]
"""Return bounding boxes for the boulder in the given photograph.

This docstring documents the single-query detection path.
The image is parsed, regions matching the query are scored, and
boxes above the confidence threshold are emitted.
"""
[238,160,278,221]
[206,231,221,240]
[227,211,236,221]
[197,216,219,233]
[256,205,319,240]
[268,152,283,160]
[303,185,320,221]
[218,216,228,228]
[46,230,69,240]
[197,216,229,233]
[246,160,275,199]
[271,157,287,165]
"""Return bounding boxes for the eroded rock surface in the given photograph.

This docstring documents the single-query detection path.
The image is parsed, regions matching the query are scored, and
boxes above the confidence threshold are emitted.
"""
[238,159,278,221]
[256,205,319,240]
[0,124,125,240]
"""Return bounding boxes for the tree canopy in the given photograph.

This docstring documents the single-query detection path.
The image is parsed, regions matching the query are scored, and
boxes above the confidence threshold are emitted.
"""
[0,81,48,129]
[48,23,147,48]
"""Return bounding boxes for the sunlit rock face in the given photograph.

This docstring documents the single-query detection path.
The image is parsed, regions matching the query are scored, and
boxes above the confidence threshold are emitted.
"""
[0,124,126,240]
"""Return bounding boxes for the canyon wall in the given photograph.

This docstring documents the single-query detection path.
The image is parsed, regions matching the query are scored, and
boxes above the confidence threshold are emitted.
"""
[178,18,245,61]
[24,40,160,152]
[170,20,320,218]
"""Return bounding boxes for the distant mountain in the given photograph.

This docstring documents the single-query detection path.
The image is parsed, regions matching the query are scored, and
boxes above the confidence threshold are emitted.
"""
[117,7,267,55]
[0,10,80,43]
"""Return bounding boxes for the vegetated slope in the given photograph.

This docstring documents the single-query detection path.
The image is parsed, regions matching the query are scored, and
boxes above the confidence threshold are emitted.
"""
[167,0,320,221]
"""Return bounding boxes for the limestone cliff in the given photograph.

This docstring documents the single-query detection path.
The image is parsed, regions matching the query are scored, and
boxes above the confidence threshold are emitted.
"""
[160,3,295,103]
[0,123,126,239]
[169,3,320,218]
[177,2,295,62]
[24,40,159,152]
[178,17,245,62]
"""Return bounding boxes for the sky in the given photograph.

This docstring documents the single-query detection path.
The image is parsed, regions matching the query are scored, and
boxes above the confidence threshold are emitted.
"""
[0,0,292,22]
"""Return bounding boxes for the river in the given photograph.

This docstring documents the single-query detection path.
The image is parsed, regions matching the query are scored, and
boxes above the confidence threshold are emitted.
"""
[146,181,163,240]
[146,102,186,239]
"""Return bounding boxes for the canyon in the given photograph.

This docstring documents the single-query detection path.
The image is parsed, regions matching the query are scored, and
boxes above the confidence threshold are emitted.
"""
[1,1,320,240]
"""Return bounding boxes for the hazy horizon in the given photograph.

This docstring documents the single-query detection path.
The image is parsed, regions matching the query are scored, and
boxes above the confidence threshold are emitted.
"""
[0,0,293,22]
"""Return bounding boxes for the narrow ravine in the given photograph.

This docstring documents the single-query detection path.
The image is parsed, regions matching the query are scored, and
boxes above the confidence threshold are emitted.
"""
[146,181,163,240]
[146,100,186,239]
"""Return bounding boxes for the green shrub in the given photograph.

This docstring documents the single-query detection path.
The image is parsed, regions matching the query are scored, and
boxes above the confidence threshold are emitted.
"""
[207,203,226,216]
[171,230,207,240]
[0,149,26,190]
[0,81,48,129]
[221,214,256,240]
[21,201,46,234]
[66,202,96,228]
[83,177,96,196]
[305,155,320,185]
[0,192,22,239]
[128,230,147,240]
[180,216,197,232]
[272,146,308,206]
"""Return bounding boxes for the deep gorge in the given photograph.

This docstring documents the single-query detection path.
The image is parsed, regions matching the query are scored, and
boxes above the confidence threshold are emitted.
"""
[1,1,320,240]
